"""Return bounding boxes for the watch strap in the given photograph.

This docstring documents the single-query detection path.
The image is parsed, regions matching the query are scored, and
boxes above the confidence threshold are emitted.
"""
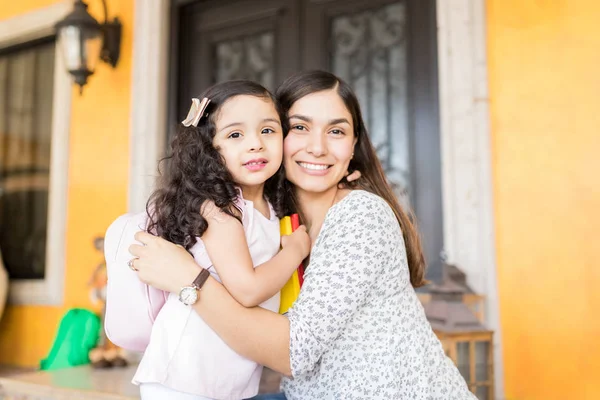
[192,268,210,290]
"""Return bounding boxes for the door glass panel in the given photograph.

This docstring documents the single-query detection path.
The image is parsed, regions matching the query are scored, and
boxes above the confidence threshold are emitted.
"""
[215,31,274,89]
[331,2,409,203]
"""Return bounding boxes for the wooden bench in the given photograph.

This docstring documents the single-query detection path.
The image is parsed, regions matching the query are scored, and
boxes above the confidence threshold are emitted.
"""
[0,365,282,399]
[0,365,139,400]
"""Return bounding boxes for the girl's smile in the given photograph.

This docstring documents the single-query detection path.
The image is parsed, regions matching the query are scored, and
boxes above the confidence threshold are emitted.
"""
[243,158,269,171]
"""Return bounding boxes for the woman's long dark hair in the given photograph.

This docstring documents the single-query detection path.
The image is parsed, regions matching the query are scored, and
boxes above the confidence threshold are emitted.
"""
[275,70,427,288]
[146,80,285,250]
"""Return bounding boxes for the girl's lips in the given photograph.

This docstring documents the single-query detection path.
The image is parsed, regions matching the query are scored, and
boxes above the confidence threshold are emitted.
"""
[244,159,268,171]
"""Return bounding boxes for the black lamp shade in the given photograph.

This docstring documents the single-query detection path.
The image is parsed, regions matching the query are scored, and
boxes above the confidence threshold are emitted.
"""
[55,0,103,89]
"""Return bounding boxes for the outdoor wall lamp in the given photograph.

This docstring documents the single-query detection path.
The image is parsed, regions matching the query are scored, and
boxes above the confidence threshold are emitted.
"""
[55,0,122,93]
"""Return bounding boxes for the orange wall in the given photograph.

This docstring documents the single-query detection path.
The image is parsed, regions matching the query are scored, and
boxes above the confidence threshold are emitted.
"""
[488,0,600,399]
[0,0,132,366]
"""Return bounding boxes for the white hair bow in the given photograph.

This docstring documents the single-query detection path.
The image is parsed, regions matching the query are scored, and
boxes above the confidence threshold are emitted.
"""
[182,97,211,127]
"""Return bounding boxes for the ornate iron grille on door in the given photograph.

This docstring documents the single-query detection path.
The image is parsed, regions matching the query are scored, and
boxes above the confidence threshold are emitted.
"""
[331,2,410,204]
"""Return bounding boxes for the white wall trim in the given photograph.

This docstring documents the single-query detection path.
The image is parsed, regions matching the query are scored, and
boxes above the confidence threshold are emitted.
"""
[2,1,73,305]
[0,2,70,49]
[128,0,171,212]
[436,0,504,398]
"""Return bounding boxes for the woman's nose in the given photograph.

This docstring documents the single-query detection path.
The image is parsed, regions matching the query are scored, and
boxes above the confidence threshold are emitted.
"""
[306,131,327,157]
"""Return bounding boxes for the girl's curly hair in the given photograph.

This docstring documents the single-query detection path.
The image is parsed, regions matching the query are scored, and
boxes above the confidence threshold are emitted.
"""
[146,80,286,250]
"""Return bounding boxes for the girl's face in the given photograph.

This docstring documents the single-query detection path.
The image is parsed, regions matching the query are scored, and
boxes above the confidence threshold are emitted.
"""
[283,89,357,195]
[212,95,283,192]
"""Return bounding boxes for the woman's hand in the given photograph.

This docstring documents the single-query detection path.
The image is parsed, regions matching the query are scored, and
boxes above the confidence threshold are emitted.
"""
[129,232,201,294]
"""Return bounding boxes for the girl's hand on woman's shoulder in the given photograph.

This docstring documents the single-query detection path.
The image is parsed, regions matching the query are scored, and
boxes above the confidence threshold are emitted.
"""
[338,169,361,189]
[129,231,201,294]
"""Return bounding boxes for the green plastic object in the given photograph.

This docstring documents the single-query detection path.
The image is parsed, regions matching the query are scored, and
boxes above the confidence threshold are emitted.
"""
[40,308,101,371]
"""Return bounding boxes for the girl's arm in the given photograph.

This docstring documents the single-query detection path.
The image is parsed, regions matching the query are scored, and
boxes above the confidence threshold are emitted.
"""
[200,202,310,307]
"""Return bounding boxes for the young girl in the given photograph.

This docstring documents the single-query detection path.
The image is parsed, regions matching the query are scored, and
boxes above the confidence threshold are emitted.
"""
[104,80,310,400]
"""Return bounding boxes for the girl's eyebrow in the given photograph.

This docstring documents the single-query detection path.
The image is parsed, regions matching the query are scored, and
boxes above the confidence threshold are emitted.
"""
[289,114,350,126]
[219,122,242,132]
[263,118,281,126]
[219,118,281,133]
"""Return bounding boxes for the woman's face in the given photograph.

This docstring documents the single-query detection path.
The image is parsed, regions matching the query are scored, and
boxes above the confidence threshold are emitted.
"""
[283,89,357,194]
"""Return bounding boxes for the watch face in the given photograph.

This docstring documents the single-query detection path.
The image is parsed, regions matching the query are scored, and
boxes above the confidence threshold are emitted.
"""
[179,286,198,305]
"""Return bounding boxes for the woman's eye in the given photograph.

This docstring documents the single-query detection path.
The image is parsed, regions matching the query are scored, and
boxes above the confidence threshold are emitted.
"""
[261,128,275,134]
[330,129,344,135]
[228,132,242,139]
[292,125,306,131]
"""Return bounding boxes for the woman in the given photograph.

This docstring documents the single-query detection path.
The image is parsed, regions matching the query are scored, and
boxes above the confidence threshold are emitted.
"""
[129,71,476,399]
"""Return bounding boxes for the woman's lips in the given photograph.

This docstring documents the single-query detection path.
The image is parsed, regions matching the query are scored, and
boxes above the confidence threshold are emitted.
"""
[297,161,332,176]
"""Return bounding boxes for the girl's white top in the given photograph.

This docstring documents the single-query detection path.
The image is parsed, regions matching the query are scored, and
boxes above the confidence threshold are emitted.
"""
[104,196,280,400]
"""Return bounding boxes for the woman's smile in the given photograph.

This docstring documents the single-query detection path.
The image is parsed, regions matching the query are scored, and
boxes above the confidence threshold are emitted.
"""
[296,161,332,175]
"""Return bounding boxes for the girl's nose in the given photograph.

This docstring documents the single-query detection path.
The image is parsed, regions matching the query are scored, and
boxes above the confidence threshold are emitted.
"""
[248,133,264,152]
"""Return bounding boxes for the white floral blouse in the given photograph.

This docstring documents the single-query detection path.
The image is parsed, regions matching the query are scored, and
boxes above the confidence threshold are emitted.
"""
[282,190,477,400]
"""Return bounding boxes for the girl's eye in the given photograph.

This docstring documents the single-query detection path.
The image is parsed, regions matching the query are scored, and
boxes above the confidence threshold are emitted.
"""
[292,125,306,131]
[261,128,275,134]
[228,132,242,139]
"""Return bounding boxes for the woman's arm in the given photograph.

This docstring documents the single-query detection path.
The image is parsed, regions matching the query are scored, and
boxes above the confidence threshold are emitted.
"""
[192,276,293,375]
[130,192,395,377]
[129,231,293,375]
[201,203,310,307]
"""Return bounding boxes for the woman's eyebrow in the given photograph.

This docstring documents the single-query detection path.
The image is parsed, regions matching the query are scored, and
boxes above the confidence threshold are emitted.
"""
[289,114,311,122]
[289,114,350,126]
[328,118,351,126]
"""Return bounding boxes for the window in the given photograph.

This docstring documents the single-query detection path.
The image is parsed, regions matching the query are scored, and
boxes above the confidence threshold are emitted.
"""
[0,37,55,281]
[455,339,494,399]
[0,2,72,305]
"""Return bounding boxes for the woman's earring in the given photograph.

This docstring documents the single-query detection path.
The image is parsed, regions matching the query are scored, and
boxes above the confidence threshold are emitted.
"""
[351,152,354,159]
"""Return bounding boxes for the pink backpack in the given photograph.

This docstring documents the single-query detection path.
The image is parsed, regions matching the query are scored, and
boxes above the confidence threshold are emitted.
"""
[103,213,169,352]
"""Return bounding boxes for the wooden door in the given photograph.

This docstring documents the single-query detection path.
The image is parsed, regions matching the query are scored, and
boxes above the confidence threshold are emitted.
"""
[172,0,443,281]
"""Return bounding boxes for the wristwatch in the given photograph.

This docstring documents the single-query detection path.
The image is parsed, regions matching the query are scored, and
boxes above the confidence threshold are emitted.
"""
[178,269,210,306]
